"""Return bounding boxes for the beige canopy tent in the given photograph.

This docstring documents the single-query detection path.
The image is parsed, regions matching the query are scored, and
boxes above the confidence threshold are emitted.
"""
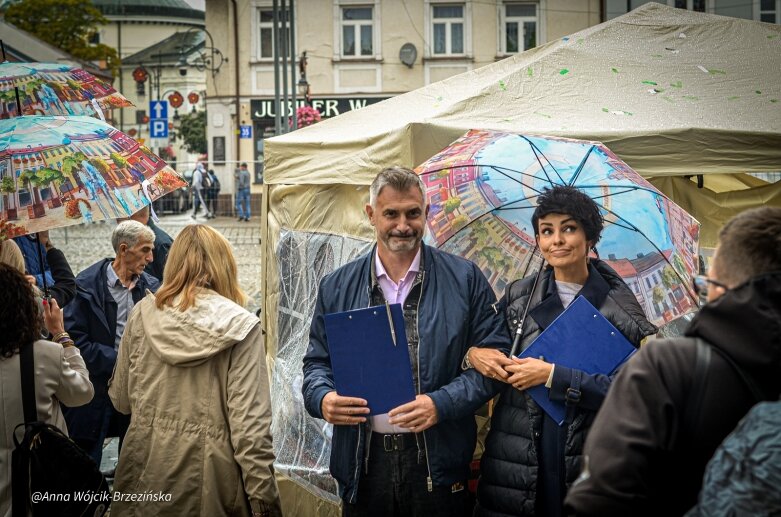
[261,3,781,511]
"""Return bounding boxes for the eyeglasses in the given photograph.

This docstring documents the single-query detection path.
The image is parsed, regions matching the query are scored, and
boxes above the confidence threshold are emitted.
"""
[692,275,728,298]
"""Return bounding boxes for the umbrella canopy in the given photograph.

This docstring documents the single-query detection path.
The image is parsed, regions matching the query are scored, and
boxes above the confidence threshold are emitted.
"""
[418,129,701,327]
[0,116,185,237]
[0,62,132,119]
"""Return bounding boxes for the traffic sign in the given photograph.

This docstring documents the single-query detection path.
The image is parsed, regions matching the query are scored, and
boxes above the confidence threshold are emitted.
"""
[150,100,168,119]
[149,100,169,138]
[239,125,252,139]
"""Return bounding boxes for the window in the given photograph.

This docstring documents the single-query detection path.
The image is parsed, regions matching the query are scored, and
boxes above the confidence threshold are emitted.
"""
[432,4,464,55]
[760,0,779,23]
[503,3,537,53]
[341,7,374,57]
[257,8,289,60]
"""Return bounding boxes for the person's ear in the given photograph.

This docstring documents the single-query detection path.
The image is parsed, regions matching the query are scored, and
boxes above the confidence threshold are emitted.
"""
[365,203,375,226]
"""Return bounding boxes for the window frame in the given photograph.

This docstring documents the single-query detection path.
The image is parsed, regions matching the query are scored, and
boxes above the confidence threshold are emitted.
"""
[333,0,382,61]
[340,6,375,58]
[500,2,539,55]
[253,4,292,63]
[430,3,467,57]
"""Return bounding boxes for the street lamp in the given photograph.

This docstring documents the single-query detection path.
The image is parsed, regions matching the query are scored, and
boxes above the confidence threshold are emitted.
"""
[176,27,226,77]
[297,51,311,105]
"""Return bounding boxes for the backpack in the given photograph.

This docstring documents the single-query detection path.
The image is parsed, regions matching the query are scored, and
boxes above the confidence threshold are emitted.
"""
[12,343,110,517]
[201,171,212,189]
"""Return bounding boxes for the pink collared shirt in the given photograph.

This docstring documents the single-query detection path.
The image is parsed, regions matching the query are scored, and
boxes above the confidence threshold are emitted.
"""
[371,247,421,434]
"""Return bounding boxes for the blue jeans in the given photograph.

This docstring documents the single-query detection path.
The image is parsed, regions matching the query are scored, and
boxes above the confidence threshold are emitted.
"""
[236,188,251,219]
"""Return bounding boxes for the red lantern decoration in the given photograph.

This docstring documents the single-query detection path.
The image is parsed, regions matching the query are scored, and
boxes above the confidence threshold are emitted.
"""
[132,67,148,83]
[187,91,200,105]
[127,128,138,137]
[168,122,174,130]
[142,115,149,124]
[168,91,184,109]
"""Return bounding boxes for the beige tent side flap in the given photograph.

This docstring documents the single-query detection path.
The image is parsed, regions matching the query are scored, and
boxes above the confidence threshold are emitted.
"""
[650,176,781,248]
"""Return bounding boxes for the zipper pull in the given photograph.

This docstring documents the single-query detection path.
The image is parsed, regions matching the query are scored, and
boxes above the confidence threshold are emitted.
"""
[427,476,433,492]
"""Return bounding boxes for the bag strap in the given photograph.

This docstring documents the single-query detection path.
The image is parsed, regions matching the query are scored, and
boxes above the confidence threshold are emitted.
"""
[685,338,766,432]
[19,343,38,424]
[702,338,766,403]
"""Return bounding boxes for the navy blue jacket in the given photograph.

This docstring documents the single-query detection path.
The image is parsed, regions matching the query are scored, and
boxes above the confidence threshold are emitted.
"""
[302,244,510,503]
[62,258,159,442]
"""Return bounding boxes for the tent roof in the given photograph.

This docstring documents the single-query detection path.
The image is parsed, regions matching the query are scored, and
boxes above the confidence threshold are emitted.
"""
[264,3,781,185]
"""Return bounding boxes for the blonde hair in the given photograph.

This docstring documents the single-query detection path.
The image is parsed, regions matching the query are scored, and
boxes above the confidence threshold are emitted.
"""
[0,239,25,274]
[155,224,247,310]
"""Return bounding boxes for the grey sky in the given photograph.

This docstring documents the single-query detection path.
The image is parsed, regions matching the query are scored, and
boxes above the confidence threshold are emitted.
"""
[184,0,205,10]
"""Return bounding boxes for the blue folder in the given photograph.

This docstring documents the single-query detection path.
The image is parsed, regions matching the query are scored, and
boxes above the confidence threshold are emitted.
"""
[324,303,416,415]
[518,296,637,426]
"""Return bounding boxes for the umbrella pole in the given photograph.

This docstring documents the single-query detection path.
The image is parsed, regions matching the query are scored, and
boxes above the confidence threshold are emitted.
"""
[509,258,545,357]
[35,232,50,299]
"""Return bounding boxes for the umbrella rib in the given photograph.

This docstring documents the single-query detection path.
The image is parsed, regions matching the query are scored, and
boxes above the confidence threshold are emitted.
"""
[520,136,565,185]
[601,206,699,304]
[571,184,666,198]
[568,145,596,186]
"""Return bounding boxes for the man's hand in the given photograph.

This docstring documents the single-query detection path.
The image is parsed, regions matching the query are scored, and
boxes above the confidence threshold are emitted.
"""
[37,231,52,251]
[505,357,552,391]
[25,275,37,287]
[321,391,370,425]
[388,394,438,432]
[468,347,514,382]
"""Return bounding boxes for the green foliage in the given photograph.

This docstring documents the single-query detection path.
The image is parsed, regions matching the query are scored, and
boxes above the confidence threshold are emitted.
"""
[5,0,120,77]
[443,196,462,214]
[178,110,207,155]
[0,176,15,193]
[89,157,111,175]
[661,265,679,289]
[110,152,129,169]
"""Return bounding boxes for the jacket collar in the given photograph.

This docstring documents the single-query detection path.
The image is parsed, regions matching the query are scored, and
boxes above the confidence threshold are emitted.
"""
[529,261,611,330]
[369,242,428,291]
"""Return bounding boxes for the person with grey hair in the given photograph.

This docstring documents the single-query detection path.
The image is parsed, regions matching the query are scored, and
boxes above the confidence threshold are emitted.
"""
[63,219,160,468]
[303,166,510,516]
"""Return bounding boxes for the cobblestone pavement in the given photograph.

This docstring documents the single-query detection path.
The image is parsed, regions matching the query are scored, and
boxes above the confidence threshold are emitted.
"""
[49,213,263,313]
[49,212,263,475]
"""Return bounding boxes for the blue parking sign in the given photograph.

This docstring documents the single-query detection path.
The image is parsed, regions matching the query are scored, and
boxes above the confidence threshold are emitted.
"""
[149,100,169,138]
[240,125,252,139]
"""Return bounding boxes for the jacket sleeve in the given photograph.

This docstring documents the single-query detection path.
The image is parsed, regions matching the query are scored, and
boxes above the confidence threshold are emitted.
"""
[108,310,135,415]
[427,264,511,422]
[302,278,335,419]
[64,291,117,379]
[548,366,613,412]
[45,247,76,307]
[563,341,687,517]
[56,345,94,407]
[226,324,283,517]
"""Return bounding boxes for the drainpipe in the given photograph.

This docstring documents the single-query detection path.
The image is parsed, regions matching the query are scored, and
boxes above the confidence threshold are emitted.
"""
[230,0,240,165]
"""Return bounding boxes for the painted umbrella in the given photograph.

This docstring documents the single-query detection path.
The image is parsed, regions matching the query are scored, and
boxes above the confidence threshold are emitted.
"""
[0,116,185,237]
[417,129,701,328]
[0,62,132,119]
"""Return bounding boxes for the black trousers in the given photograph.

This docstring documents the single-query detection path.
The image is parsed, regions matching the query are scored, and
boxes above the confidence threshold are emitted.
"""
[342,433,470,517]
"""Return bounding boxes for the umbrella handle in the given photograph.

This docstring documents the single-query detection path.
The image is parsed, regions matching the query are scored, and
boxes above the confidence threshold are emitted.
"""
[35,232,50,299]
[509,261,545,357]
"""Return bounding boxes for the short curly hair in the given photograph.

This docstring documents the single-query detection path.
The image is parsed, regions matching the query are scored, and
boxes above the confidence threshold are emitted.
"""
[0,263,41,358]
[531,185,604,244]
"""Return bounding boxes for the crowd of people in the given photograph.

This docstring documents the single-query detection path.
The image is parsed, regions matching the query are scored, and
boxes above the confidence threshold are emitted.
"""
[1,165,779,517]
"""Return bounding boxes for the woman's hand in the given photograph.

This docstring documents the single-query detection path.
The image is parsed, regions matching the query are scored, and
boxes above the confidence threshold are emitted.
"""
[42,297,65,337]
[505,357,553,391]
[468,347,515,382]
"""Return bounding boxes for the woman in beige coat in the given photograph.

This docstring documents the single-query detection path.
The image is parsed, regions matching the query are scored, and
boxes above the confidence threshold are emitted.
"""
[108,224,282,517]
[0,259,94,517]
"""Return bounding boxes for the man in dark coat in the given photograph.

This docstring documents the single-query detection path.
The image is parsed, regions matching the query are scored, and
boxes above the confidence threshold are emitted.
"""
[63,220,160,466]
[564,206,781,517]
[302,167,510,517]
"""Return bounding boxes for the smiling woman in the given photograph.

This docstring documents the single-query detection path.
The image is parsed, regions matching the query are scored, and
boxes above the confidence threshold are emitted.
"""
[467,185,657,517]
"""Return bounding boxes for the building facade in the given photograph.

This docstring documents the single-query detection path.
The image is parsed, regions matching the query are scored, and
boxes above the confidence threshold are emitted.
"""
[204,0,780,195]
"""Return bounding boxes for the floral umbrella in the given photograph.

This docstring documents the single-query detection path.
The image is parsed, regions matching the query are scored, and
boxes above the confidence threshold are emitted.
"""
[417,129,701,328]
[0,62,132,120]
[0,116,185,237]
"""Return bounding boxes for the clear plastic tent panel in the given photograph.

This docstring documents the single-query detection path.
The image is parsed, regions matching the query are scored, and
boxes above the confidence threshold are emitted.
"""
[271,229,372,502]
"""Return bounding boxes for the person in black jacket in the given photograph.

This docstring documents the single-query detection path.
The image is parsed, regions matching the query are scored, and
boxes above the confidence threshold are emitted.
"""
[564,206,781,517]
[466,186,656,517]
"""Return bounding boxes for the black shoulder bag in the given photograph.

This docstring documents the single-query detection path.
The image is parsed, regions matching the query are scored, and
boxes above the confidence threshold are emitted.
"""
[12,343,110,517]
